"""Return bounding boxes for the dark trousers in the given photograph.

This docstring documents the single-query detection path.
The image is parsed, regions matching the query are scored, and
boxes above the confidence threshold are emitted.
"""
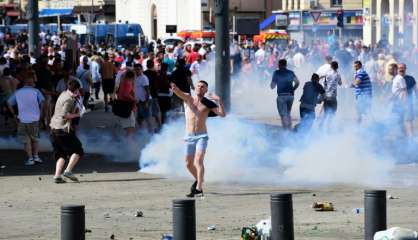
[299,106,315,131]
[93,82,101,99]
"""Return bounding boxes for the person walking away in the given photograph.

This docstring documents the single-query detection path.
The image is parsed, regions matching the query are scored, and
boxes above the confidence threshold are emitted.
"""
[270,59,300,130]
[101,54,118,112]
[34,56,56,129]
[91,55,102,100]
[297,73,325,132]
[144,60,162,131]
[352,61,373,123]
[7,69,44,166]
[76,56,93,109]
[114,70,137,138]
[0,68,19,125]
[158,63,172,124]
[171,80,226,197]
[320,61,342,128]
[49,80,84,183]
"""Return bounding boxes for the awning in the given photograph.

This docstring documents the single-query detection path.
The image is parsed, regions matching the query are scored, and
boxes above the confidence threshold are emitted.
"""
[73,6,103,14]
[259,14,277,30]
[39,8,73,18]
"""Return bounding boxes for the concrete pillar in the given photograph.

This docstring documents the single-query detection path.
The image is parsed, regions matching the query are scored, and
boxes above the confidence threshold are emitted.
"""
[414,0,418,46]
[376,0,383,43]
[283,0,288,10]
[364,17,373,46]
[388,0,396,46]
[398,0,404,46]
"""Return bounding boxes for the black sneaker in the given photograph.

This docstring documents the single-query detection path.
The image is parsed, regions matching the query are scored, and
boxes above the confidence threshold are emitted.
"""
[54,176,66,184]
[190,181,197,192]
[186,188,204,198]
[63,171,79,182]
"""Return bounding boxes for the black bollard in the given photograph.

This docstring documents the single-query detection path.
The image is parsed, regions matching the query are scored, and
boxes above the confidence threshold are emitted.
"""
[271,193,294,240]
[364,190,387,240]
[61,204,85,240]
[173,199,196,240]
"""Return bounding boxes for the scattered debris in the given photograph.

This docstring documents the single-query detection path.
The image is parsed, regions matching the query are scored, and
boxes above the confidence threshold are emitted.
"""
[0,165,6,169]
[104,213,111,218]
[38,177,42,181]
[312,226,319,230]
[161,234,173,240]
[256,218,271,238]
[7,204,12,208]
[374,227,418,240]
[110,234,115,239]
[240,226,259,240]
[312,202,334,211]
[92,171,98,174]
[352,208,364,214]
[80,174,83,177]
[388,195,400,200]
[85,229,92,233]
[312,193,316,197]
[135,211,143,217]
[207,225,216,231]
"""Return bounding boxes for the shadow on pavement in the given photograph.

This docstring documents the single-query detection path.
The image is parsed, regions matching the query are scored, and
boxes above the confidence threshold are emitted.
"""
[0,150,139,177]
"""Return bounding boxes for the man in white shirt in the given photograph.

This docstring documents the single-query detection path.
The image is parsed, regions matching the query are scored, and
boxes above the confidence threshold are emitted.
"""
[316,56,333,79]
[391,63,407,135]
[90,56,102,100]
[292,51,306,69]
[190,55,203,83]
[7,70,44,166]
[133,64,153,131]
[255,43,266,66]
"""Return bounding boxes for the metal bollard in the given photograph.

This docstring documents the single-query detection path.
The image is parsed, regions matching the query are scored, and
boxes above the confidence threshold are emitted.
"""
[61,204,85,240]
[271,193,294,240]
[364,190,387,240]
[173,199,196,240]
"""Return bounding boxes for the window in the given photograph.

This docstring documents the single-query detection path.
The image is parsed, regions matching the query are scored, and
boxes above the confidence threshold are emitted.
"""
[331,0,342,7]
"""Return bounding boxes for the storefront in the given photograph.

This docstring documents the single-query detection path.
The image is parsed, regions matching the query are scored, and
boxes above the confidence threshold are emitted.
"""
[276,10,363,43]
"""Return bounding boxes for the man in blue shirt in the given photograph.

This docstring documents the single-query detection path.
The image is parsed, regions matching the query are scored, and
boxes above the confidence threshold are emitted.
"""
[7,69,45,166]
[352,60,372,123]
[270,59,300,130]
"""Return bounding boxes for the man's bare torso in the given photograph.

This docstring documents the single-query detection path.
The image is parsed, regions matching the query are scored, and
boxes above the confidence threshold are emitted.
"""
[184,96,210,134]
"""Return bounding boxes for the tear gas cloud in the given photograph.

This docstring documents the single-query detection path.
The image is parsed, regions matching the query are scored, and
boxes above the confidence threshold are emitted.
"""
[140,55,418,187]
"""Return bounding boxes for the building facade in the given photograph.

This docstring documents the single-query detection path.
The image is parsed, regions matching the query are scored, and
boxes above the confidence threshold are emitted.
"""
[363,0,418,47]
[275,0,364,43]
[115,0,282,40]
[0,0,115,23]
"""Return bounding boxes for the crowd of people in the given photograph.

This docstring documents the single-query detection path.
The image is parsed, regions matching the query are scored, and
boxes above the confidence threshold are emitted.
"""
[0,28,417,187]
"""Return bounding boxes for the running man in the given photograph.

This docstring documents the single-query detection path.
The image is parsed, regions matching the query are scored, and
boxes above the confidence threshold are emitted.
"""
[171,80,226,197]
[352,61,373,123]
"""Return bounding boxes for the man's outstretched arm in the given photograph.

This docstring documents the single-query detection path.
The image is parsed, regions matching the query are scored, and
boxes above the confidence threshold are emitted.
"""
[171,83,193,104]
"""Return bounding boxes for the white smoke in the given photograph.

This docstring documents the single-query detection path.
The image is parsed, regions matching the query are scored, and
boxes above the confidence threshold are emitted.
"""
[138,51,418,187]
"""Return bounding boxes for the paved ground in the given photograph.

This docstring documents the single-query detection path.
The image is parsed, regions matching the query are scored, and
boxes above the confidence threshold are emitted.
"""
[1,107,418,240]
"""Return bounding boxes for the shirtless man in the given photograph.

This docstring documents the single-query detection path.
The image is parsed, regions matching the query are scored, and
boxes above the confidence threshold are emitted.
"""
[171,80,226,197]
